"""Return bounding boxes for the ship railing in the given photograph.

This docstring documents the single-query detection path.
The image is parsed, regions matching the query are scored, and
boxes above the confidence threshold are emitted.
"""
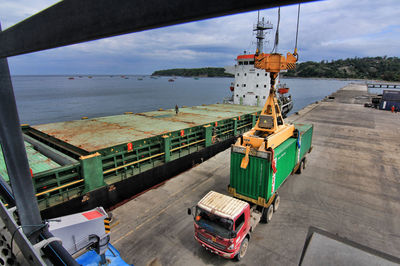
[101,127,207,181]
[100,114,259,181]
[32,163,83,210]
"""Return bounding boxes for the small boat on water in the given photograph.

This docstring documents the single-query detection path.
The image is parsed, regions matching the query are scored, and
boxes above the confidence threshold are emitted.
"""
[138,78,143,80]
[68,77,74,80]
[194,77,199,80]
[168,79,175,82]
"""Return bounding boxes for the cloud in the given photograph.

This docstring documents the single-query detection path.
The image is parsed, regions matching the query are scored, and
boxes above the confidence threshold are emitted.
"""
[2,0,400,74]
[0,0,59,29]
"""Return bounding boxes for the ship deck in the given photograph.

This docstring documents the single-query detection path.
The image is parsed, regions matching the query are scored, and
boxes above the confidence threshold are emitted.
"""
[32,104,261,152]
[1,103,262,214]
[109,84,400,265]
[0,142,60,181]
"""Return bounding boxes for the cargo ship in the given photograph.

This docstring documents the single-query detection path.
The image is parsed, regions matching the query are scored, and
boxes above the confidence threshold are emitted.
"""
[0,15,292,219]
[0,105,261,218]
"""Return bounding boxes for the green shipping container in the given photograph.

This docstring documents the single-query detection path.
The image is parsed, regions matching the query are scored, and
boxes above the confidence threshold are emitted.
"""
[229,123,313,207]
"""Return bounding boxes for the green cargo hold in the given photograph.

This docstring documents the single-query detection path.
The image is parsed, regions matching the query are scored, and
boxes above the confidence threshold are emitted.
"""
[228,123,313,207]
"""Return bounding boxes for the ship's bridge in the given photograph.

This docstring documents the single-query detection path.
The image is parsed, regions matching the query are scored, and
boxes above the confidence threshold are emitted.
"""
[237,54,255,65]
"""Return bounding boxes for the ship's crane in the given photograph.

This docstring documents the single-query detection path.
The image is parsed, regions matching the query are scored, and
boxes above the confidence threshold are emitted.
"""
[239,6,300,169]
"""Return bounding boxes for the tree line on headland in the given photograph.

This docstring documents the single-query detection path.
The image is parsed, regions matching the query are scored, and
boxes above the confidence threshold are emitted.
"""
[283,56,400,81]
[152,57,400,81]
[152,67,234,77]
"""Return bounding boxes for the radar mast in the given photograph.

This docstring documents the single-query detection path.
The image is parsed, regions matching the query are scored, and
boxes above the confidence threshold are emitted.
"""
[254,11,273,54]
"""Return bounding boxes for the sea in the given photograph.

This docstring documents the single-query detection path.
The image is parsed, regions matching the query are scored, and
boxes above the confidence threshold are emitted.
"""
[11,75,363,125]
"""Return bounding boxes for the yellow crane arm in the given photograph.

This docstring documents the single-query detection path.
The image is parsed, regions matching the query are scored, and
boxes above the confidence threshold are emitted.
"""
[254,52,297,72]
[238,52,299,169]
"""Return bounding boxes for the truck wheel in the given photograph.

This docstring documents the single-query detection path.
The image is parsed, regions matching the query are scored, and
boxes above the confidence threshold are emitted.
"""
[235,238,249,261]
[261,205,274,223]
[266,205,274,223]
[273,195,280,212]
[295,161,302,174]
[302,158,307,170]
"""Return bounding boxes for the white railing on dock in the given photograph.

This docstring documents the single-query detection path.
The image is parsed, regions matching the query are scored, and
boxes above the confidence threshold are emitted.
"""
[367,83,400,89]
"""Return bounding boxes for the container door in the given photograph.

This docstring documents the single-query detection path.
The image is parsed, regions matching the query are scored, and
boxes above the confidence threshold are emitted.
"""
[230,152,270,201]
[272,138,297,193]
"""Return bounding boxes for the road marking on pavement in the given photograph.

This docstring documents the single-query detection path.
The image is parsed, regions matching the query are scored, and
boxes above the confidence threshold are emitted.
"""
[192,178,213,192]
[110,220,120,229]
[112,176,214,245]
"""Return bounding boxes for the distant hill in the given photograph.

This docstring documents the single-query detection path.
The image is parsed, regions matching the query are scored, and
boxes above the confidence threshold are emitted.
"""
[283,56,400,81]
[152,67,234,77]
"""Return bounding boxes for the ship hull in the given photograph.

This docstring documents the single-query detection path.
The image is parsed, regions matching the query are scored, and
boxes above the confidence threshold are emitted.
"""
[41,137,235,218]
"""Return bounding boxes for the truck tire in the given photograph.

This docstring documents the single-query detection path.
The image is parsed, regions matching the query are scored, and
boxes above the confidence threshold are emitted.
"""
[235,237,249,261]
[295,161,302,174]
[273,195,280,212]
[261,205,274,223]
[303,157,307,170]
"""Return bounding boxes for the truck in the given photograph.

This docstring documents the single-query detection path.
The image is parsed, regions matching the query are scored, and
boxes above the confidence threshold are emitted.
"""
[188,123,313,260]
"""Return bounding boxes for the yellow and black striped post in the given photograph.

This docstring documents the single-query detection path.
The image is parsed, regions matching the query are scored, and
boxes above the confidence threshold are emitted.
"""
[104,217,111,234]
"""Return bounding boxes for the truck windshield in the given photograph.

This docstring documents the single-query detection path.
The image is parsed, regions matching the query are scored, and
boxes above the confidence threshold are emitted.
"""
[195,207,233,239]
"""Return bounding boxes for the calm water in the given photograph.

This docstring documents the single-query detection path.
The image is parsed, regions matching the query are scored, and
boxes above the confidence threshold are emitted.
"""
[11,75,358,125]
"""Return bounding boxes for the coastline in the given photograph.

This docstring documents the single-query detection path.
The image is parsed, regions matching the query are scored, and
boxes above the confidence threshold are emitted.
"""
[10,74,400,84]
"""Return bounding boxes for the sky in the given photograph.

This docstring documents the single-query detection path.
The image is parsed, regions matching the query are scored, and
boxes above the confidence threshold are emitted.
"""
[1,0,400,75]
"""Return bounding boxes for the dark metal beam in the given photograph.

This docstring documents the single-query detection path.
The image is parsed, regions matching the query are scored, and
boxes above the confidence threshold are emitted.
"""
[0,24,42,234]
[23,134,78,165]
[0,0,315,58]
[0,23,79,265]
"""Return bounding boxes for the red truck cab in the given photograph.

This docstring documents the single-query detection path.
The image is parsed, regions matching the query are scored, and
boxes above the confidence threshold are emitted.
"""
[188,191,252,260]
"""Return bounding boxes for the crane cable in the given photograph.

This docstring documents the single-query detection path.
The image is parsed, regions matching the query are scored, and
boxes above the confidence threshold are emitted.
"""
[294,4,301,58]
[271,7,280,53]
[271,4,301,56]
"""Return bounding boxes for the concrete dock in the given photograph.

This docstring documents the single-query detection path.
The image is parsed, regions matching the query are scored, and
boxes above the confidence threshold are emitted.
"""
[110,84,400,265]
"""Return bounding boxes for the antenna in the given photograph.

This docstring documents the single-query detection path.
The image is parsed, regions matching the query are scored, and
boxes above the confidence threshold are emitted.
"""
[254,11,273,54]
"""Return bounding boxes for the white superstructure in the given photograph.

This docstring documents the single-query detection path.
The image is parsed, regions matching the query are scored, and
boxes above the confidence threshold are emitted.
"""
[229,54,277,106]
[225,16,276,107]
